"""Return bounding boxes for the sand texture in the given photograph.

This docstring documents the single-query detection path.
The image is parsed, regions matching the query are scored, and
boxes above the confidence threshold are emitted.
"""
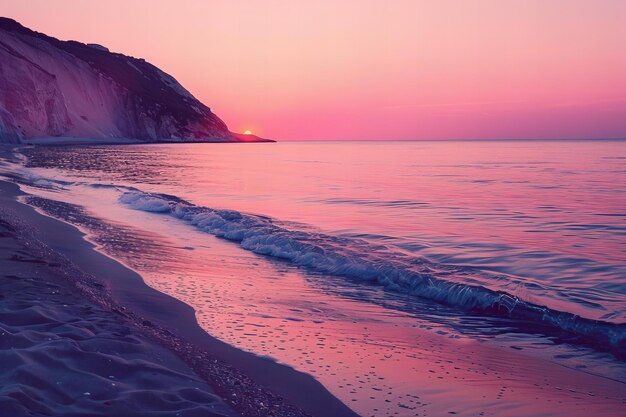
[0,214,241,417]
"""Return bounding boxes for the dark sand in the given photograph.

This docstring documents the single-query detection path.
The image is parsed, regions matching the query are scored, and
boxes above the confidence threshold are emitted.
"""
[0,164,359,417]
[0,211,237,416]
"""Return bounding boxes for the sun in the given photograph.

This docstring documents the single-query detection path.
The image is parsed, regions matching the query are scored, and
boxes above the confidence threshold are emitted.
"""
[243,130,253,135]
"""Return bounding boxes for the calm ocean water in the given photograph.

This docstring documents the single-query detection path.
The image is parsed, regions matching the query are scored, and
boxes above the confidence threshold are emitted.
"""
[4,140,626,416]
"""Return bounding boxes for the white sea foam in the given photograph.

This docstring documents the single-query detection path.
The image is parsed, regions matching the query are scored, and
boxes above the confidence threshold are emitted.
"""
[119,192,172,213]
[0,161,68,190]
[118,190,626,347]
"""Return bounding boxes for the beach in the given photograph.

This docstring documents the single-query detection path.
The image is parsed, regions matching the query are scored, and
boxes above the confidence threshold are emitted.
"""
[0,209,236,417]
[2,3,625,415]
[0,150,358,417]
[1,141,625,417]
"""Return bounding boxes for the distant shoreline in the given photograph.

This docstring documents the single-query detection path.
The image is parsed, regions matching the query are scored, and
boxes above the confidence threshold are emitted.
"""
[19,136,275,147]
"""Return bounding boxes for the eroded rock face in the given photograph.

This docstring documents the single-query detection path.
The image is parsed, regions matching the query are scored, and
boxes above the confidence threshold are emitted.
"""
[0,17,236,144]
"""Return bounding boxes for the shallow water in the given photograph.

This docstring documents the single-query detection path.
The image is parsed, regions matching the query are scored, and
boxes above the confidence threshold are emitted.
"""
[3,140,626,416]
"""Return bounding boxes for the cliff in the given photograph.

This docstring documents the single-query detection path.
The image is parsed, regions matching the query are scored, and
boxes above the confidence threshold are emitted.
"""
[0,18,259,144]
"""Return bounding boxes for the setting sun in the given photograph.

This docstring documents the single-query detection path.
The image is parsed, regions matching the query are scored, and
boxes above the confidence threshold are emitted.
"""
[243,130,252,135]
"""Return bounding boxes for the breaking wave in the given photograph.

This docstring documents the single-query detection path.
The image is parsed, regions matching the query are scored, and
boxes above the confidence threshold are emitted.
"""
[119,191,626,350]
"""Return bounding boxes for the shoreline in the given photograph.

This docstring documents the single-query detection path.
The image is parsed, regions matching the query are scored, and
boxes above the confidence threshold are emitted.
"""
[0,174,358,417]
[3,143,625,416]
[0,203,237,417]
[20,136,275,147]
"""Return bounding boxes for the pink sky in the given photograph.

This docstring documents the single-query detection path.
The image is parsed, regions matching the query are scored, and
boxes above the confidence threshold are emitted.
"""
[2,0,625,140]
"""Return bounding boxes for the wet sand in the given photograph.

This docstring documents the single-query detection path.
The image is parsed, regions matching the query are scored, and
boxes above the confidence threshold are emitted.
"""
[0,174,358,417]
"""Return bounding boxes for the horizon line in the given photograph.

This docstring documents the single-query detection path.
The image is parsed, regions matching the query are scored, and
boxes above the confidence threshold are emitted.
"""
[273,137,626,142]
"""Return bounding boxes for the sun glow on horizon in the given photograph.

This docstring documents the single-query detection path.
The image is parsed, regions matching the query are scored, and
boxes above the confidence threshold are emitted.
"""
[243,130,253,135]
[2,1,625,140]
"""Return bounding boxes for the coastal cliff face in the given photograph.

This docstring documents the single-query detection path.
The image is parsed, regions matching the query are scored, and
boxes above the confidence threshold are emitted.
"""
[0,18,239,144]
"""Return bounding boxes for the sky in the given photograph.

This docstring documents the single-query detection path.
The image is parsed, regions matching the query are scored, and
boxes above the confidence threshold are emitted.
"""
[1,0,625,140]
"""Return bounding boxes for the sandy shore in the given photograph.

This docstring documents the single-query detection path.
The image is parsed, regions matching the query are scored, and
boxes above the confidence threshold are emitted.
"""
[0,150,358,417]
[0,214,237,417]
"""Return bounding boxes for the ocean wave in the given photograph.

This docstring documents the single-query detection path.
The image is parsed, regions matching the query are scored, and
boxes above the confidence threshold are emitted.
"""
[1,161,137,193]
[119,191,626,350]
[0,159,74,190]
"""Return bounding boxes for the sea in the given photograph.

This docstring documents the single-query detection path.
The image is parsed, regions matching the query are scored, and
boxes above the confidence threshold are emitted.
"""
[2,140,625,417]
